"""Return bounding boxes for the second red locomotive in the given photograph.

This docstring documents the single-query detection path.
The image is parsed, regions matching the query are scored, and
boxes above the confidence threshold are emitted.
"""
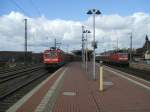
[43,47,81,68]
[96,50,129,66]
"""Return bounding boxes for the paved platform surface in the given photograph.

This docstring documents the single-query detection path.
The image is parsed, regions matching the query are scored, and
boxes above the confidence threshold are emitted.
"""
[53,62,150,112]
[7,62,150,112]
[7,66,66,112]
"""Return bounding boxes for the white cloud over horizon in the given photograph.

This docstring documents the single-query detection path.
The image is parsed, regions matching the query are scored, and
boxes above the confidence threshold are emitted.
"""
[0,11,150,53]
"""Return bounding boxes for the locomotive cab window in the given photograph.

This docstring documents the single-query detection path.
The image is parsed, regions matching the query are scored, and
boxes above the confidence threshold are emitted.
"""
[46,52,57,58]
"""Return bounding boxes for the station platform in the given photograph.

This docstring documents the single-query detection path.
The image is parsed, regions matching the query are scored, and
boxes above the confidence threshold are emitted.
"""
[7,62,150,112]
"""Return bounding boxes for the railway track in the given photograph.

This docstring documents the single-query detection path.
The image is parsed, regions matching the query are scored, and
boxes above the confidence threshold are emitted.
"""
[105,64,150,81]
[0,65,43,83]
[0,65,55,112]
[0,64,42,74]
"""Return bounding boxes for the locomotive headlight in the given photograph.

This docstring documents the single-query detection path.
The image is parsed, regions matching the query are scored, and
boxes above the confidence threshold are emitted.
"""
[52,59,58,61]
[119,57,128,60]
[44,59,50,61]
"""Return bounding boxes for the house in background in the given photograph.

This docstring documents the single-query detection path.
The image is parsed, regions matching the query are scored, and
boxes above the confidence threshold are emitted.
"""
[144,35,150,60]
[135,35,150,64]
[136,35,150,58]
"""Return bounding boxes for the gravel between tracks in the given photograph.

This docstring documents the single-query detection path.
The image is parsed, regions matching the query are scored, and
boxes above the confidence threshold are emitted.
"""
[0,66,56,112]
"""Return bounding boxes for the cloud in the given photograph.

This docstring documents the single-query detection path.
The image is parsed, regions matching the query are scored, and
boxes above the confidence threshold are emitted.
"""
[0,11,150,53]
[85,12,150,52]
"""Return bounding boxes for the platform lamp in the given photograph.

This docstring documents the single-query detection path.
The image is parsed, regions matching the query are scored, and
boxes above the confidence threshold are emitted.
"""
[130,33,132,62]
[127,32,133,63]
[83,30,91,71]
[87,9,101,80]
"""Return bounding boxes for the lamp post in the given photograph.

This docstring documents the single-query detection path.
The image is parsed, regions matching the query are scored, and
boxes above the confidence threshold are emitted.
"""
[130,33,132,62]
[24,18,27,65]
[82,26,85,67]
[87,9,101,80]
[83,30,91,71]
[127,32,133,62]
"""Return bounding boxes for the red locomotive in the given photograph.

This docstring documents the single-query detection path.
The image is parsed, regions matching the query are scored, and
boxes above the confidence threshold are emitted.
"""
[43,47,81,68]
[43,48,67,68]
[96,50,129,66]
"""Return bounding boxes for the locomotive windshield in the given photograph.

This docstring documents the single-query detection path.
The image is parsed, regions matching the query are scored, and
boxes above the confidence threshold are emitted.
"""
[45,52,57,58]
[118,53,128,56]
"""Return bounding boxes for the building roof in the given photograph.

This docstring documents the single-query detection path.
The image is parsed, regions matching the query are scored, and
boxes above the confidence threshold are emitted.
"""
[136,35,150,55]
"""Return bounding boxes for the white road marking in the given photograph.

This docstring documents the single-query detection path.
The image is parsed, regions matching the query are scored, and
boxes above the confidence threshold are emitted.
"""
[6,67,64,112]
[104,81,113,86]
[96,63,150,91]
[35,67,68,112]
[105,65,150,84]
[63,92,76,96]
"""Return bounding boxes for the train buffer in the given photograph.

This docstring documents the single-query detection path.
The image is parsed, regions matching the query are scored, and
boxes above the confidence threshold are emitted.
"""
[7,62,150,112]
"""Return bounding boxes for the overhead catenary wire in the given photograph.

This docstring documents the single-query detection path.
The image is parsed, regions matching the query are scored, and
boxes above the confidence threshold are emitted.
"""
[30,0,42,16]
[10,0,42,17]
[29,0,52,48]
[10,0,31,17]
[9,0,51,52]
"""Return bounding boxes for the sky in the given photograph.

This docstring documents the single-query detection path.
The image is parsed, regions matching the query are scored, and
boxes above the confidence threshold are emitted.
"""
[0,0,150,53]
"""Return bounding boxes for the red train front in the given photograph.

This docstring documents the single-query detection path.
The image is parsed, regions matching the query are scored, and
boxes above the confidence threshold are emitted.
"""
[96,50,129,66]
[43,48,65,68]
[109,52,129,65]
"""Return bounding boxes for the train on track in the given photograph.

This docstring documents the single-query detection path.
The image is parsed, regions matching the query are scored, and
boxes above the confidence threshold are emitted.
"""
[43,47,81,68]
[96,50,129,66]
